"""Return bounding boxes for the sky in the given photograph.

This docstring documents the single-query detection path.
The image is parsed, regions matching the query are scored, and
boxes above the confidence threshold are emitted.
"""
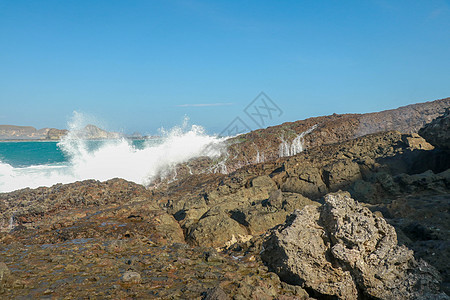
[0,0,449,135]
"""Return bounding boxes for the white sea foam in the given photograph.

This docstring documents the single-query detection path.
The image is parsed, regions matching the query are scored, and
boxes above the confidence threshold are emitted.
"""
[0,113,227,193]
[279,124,318,157]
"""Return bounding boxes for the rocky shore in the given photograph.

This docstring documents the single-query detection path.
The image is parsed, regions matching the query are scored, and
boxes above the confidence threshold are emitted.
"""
[0,99,449,299]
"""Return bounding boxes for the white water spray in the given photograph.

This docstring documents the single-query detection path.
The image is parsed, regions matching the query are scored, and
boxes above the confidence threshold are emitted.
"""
[0,113,228,193]
[279,124,318,157]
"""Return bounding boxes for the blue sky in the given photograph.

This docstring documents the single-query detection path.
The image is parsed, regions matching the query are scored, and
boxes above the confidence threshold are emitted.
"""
[1,0,449,135]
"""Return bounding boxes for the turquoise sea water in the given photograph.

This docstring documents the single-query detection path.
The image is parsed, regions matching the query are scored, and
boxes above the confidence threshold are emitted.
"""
[0,140,148,168]
[0,126,226,193]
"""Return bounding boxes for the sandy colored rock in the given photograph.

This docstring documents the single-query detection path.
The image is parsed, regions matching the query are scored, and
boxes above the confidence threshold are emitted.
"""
[262,192,447,299]
[121,271,141,283]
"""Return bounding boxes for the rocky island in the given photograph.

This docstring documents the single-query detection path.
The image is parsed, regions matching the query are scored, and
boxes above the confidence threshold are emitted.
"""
[0,124,120,140]
[0,98,449,299]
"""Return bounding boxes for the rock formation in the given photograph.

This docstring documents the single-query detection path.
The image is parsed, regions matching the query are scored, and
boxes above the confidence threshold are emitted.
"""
[162,97,450,181]
[0,178,310,298]
[162,130,436,247]
[419,110,450,150]
[45,128,68,140]
[70,124,121,139]
[0,124,120,140]
[0,125,47,140]
[0,99,449,298]
[261,192,447,299]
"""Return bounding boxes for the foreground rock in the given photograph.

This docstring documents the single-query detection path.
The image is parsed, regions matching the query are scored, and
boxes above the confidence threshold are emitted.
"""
[261,192,447,299]
[0,179,309,298]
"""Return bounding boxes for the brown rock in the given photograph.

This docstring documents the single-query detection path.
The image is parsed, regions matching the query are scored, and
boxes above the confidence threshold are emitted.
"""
[419,110,450,150]
[203,286,230,300]
[187,212,249,248]
[262,192,447,299]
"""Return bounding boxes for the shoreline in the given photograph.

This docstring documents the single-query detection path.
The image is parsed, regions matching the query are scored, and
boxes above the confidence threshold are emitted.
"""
[0,139,61,142]
[0,137,160,142]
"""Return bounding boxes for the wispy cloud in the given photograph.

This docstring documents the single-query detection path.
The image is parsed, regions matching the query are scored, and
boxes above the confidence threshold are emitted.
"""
[176,102,233,107]
[429,7,446,19]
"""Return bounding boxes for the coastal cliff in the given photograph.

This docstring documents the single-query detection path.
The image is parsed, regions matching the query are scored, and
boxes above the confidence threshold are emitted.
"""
[0,99,449,298]
[0,124,119,140]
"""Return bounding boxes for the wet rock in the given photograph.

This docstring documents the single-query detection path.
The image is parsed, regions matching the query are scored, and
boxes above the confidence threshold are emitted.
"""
[262,192,447,299]
[0,178,154,228]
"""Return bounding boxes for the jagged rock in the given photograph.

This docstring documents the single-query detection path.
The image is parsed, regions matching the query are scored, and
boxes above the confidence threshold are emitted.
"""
[419,110,450,150]
[322,159,362,191]
[281,166,327,198]
[250,175,277,189]
[165,130,448,251]
[203,286,230,300]
[262,192,447,299]
[402,133,434,150]
[230,192,319,235]
[261,205,358,299]
[187,212,250,248]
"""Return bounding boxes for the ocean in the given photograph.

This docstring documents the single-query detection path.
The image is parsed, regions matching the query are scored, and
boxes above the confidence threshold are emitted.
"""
[0,124,226,193]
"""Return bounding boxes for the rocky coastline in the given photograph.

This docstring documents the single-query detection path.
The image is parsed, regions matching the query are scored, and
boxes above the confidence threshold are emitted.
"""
[0,98,449,299]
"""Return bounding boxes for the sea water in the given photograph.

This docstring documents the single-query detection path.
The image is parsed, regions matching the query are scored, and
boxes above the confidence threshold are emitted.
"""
[0,122,227,193]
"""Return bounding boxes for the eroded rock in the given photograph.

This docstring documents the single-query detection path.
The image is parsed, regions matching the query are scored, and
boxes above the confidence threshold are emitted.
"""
[419,110,450,150]
[262,192,447,299]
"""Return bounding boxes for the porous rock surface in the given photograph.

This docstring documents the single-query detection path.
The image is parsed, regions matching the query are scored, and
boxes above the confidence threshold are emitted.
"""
[261,192,447,299]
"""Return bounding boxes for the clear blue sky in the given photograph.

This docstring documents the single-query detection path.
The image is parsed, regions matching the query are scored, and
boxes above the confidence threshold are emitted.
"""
[1,0,449,135]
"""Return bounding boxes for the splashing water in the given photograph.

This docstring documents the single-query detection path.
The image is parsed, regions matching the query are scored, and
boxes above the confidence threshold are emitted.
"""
[0,113,228,193]
[279,124,318,157]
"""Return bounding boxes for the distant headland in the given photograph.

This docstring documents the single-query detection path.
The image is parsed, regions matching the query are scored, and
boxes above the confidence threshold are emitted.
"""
[0,124,152,141]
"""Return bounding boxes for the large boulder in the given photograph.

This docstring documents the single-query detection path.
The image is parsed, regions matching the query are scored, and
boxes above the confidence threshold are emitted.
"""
[419,110,450,150]
[261,192,447,299]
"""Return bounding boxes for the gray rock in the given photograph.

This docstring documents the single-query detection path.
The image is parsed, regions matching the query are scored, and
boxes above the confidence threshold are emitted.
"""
[322,159,362,191]
[281,166,327,199]
[262,205,358,299]
[262,192,447,299]
[419,110,450,150]
[187,212,249,248]
[251,175,277,189]
[203,286,229,300]
[121,271,141,283]
[267,189,283,209]
[0,262,11,293]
